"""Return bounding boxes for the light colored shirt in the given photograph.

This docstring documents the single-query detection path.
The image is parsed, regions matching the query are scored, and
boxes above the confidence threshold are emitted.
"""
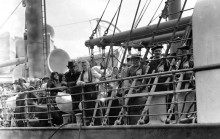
[82,71,89,82]
[77,67,102,85]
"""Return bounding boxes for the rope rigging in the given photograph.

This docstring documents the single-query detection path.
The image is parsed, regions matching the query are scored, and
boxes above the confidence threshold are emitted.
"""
[164,0,189,57]
[89,0,111,40]
[147,0,164,26]
[99,4,121,70]
[88,0,111,69]
[141,0,170,62]
[53,19,97,28]
[119,0,142,72]
[103,0,124,76]
[103,7,120,37]
[0,0,23,31]
[134,0,151,29]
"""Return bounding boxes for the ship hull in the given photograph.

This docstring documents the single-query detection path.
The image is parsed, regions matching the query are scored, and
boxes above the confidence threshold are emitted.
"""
[0,124,220,139]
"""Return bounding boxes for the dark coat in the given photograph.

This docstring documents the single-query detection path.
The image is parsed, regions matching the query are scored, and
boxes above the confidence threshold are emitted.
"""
[64,70,81,111]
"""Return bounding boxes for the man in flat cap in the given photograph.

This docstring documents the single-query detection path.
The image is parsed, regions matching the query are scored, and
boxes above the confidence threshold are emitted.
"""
[123,54,148,124]
[148,44,164,74]
[123,54,146,95]
[177,43,194,88]
[126,54,145,77]
[147,44,170,91]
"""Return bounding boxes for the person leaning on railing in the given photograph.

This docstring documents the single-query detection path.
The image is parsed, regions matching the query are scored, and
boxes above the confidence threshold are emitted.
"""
[146,45,170,92]
[121,54,149,124]
[64,61,81,114]
[47,72,63,104]
[177,43,194,88]
[123,54,147,93]
[76,59,102,126]
[109,66,121,87]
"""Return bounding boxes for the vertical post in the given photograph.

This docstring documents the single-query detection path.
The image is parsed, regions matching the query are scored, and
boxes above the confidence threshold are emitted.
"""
[81,87,86,126]
[42,0,48,76]
[172,72,179,123]
[111,46,114,67]
[46,89,52,126]
[24,31,28,80]
[2,97,7,127]
[24,92,30,127]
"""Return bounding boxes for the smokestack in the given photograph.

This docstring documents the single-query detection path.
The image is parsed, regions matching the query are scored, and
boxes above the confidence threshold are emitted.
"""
[25,0,44,78]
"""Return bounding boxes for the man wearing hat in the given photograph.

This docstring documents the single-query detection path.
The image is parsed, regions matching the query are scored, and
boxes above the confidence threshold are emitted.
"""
[123,54,148,124]
[64,60,81,115]
[123,54,146,90]
[151,44,163,60]
[126,54,145,77]
[65,61,81,85]
[176,43,189,57]
[177,43,194,69]
[146,44,170,91]
[147,44,164,74]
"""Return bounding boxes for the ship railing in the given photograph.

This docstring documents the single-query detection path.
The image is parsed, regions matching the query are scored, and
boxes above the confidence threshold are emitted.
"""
[0,68,196,127]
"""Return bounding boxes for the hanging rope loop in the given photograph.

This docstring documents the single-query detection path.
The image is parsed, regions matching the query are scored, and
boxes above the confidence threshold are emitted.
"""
[103,6,120,37]
[89,0,111,40]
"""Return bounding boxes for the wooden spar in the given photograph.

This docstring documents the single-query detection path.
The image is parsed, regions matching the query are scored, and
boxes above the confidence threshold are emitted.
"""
[85,16,191,47]
[123,30,185,49]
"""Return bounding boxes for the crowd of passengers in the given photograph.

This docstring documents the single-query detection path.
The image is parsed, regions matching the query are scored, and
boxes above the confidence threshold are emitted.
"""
[0,42,195,126]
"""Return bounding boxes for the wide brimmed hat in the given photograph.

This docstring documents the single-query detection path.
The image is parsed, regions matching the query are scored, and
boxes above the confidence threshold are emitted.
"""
[151,44,163,51]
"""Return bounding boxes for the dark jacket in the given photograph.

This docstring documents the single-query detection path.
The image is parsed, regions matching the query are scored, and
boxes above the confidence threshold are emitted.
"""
[65,71,81,86]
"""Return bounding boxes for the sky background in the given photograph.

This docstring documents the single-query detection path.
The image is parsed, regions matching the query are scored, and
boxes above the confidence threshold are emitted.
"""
[0,0,197,59]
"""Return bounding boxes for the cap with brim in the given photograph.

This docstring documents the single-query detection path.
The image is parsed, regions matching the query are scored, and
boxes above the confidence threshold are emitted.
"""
[151,45,163,51]
[130,54,141,59]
